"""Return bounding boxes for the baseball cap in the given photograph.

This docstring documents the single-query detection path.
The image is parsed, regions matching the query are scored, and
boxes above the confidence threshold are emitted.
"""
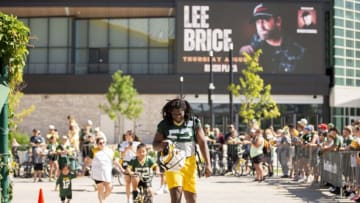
[344,125,353,134]
[251,3,278,22]
[297,118,308,127]
[49,125,55,130]
[304,125,314,132]
[204,124,210,128]
[317,123,328,131]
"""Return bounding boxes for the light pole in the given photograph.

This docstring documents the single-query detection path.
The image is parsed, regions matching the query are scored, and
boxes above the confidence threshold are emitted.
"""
[179,76,184,99]
[229,42,234,125]
[208,50,215,128]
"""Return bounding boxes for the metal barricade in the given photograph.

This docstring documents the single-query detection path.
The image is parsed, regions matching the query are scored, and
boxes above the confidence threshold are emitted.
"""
[320,151,359,197]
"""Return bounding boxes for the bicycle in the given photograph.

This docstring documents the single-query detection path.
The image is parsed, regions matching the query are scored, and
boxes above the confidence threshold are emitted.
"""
[111,166,125,186]
[132,172,154,203]
[210,143,226,176]
[231,145,269,177]
[231,145,251,177]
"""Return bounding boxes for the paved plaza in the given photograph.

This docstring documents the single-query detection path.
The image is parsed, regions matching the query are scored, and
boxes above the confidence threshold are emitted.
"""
[11,175,354,203]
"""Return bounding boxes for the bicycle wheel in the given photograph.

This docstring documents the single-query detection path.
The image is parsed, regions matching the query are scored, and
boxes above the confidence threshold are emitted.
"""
[117,173,125,186]
[262,162,269,177]
[232,159,241,177]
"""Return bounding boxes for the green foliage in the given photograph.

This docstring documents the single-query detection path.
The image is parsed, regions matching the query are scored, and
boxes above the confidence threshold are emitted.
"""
[100,70,143,120]
[229,50,280,126]
[0,13,31,202]
[0,12,34,131]
[0,12,29,88]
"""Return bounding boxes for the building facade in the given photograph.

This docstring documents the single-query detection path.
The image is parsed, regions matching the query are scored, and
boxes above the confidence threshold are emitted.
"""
[330,0,360,128]
[2,0,348,143]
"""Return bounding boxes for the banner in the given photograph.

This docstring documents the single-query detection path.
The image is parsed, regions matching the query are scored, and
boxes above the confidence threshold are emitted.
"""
[176,1,326,74]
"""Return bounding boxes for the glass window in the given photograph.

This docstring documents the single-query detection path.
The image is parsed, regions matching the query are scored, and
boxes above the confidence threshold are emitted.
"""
[109,19,129,47]
[169,18,175,38]
[28,48,47,73]
[335,18,344,27]
[346,20,354,29]
[346,30,354,38]
[346,68,354,77]
[356,70,360,77]
[334,0,344,7]
[149,64,169,74]
[335,67,344,76]
[346,39,353,47]
[356,3,360,10]
[149,18,169,47]
[49,48,68,73]
[129,48,148,63]
[346,1,354,9]
[335,48,344,56]
[49,18,69,46]
[149,48,168,63]
[346,50,354,58]
[76,20,88,48]
[356,13,360,20]
[345,11,354,19]
[89,19,108,47]
[75,49,88,75]
[109,48,128,73]
[30,18,48,47]
[357,51,360,58]
[335,38,344,46]
[335,77,345,85]
[129,19,148,47]
[346,78,354,86]
[335,28,344,36]
[335,58,344,66]
[356,31,360,39]
[346,59,354,67]
[356,41,360,49]
[335,9,344,18]
[356,80,360,87]
[129,64,148,74]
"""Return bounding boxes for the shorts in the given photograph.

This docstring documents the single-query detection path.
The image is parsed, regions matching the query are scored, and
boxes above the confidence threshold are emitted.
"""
[251,154,263,164]
[34,163,43,171]
[60,195,72,201]
[165,155,197,193]
[94,179,104,185]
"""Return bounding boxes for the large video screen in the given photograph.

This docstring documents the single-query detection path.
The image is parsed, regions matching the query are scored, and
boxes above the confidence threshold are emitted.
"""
[176,1,326,74]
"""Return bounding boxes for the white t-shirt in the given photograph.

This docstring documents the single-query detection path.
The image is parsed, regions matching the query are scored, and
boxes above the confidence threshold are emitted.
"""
[119,141,140,162]
[91,147,113,182]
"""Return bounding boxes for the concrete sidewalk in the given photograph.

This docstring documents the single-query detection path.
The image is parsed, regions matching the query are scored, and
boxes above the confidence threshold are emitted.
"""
[11,175,353,203]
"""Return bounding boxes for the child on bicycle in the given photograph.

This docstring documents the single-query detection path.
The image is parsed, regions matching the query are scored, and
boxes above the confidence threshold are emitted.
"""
[126,143,160,202]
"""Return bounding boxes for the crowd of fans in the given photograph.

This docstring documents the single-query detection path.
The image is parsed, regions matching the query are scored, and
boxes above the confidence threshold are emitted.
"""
[203,118,360,202]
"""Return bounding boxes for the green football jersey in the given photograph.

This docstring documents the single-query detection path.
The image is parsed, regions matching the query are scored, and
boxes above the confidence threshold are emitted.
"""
[56,173,76,197]
[128,156,157,180]
[157,117,201,156]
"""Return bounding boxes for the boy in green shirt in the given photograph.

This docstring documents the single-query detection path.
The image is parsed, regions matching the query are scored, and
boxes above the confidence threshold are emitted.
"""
[126,143,160,201]
[55,165,76,203]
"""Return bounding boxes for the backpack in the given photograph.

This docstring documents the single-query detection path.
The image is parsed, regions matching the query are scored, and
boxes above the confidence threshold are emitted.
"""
[263,139,271,155]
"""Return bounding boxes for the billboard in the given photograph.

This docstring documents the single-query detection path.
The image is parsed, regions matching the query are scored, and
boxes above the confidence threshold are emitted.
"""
[176,1,326,74]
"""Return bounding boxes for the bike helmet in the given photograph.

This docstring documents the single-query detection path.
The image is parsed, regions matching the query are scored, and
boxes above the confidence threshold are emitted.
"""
[159,140,186,172]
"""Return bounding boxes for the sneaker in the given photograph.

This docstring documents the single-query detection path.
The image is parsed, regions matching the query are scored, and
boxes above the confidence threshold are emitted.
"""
[38,179,43,182]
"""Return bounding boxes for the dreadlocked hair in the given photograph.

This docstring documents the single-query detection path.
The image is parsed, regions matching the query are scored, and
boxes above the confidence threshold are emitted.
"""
[162,98,192,122]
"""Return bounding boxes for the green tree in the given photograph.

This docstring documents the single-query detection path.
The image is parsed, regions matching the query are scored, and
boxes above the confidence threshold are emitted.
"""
[229,50,280,128]
[0,12,32,202]
[0,12,35,135]
[100,70,143,122]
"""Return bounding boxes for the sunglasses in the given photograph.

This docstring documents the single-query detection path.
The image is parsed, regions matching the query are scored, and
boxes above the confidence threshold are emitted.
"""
[98,142,105,145]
